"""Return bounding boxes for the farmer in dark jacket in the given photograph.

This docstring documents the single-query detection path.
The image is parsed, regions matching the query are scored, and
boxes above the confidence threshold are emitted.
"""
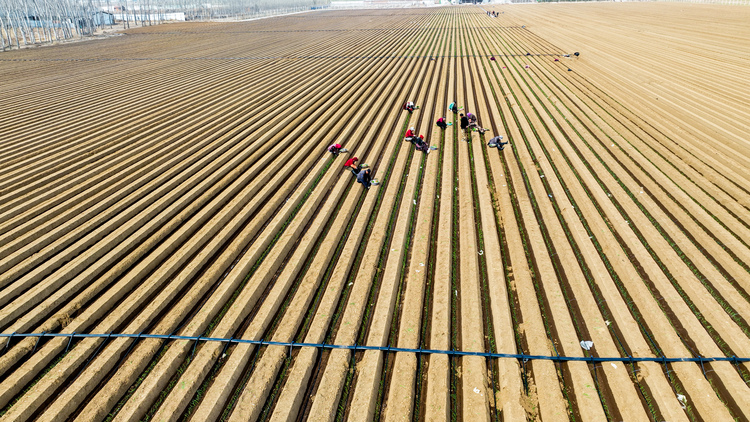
[357,168,379,189]
[461,113,471,139]
[460,113,469,132]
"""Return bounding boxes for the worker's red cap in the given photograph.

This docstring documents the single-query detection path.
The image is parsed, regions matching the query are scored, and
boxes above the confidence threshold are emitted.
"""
[419,135,424,139]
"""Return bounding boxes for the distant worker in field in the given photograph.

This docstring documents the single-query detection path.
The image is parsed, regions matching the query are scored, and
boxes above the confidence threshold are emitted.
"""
[403,101,418,113]
[488,135,509,150]
[357,168,379,189]
[344,156,363,174]
[436,117,452,130]
[467,112,487,134]
[328,143,347,156]
[414,134,438,154]
[448,102,462,114]
[414,135,428,153]
[405,127,416,142]
[460,113,469,133]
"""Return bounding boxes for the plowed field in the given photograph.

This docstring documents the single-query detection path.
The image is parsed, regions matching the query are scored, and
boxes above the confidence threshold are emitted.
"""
[1,3,749,421]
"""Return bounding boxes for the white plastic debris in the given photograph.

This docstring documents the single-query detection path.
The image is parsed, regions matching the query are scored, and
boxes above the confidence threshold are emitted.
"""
[540,174,545,178]
[349,283,353,286]
[605,320,611,326]
[580,340,594,350]
[548,194,553,198]
[455,290,458,296]
[413,200,417,205]
[478,250,484,255]
[611,363,617,369]
[474,387,481,394]
[420,263,425,267]
[677,394,687,409]
[611,144,615,147]
[416,270,421,273]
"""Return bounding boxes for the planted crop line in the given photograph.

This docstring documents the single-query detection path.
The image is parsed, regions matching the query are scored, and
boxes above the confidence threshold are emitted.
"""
[0,53,562,62]
[490,12,750,416]
[130,26,529,34]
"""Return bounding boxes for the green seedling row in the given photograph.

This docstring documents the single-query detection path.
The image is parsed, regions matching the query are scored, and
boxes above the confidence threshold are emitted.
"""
[487,54,578,420]
[0,346,74,418]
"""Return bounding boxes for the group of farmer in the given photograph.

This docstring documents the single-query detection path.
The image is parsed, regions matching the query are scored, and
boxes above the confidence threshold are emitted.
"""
[404,126,438,154]
[326,100,508,190]
[327,144,378,189]
[447,101,508,149]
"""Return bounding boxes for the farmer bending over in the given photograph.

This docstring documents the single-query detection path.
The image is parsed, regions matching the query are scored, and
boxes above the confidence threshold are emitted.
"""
[344,157,369,176]
[488,135,509,150]
[460,113,469,134]
[357,168,379,189]
[344,156,362,174]
[436,117,451,130]
[405,127,417,143]
[328,143,344,156]
[414,135,438,154]
[467,113,486,134]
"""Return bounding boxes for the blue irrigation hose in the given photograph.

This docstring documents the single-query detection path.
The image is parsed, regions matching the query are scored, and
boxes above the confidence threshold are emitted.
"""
[32,331,45,354]
[4,332,15,351]
[3,332,750,364]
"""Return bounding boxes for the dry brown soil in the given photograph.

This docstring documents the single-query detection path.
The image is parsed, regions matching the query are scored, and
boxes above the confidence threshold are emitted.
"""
[0,3,749,420]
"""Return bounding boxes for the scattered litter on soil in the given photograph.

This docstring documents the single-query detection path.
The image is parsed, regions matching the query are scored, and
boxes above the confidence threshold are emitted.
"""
[677,394,687,409]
